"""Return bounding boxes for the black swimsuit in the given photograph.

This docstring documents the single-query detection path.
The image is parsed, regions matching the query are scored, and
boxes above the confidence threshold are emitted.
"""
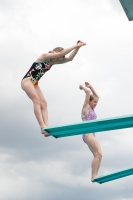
[22,60,53,85]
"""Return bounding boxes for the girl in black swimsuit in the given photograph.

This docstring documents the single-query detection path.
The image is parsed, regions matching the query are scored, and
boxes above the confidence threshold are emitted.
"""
[21,41,86,136]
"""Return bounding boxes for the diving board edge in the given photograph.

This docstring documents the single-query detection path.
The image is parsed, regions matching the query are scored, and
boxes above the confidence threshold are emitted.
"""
[93,167,133,184]
[44,114,133,138]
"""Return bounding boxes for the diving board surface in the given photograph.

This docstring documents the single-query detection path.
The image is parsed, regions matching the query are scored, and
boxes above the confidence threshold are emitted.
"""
[93,167,133,184]
[44,114,133,138]
[119,0,133,21]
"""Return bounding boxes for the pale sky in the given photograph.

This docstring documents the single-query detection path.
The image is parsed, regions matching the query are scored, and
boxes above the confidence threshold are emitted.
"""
[1,0,133,199]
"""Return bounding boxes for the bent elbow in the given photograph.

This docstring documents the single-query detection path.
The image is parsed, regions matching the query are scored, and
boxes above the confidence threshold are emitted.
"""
[68,57,73,62]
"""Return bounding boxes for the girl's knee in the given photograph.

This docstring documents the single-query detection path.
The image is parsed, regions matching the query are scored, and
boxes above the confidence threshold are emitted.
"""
[33,97,41,105]
[94,151,102,160]
[41,99,47,109]
[99,152,102,160]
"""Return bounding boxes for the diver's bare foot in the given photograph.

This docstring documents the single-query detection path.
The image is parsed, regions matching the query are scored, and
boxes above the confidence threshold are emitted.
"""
[41,127,47,134]
[41,127,50,137]
[91,176,97,183]
[44,132,50,137]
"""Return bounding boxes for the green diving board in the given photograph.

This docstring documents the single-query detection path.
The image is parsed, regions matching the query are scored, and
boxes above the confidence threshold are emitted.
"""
[44,114,133,138]
[92,167,133,184]
[119,0,133,21]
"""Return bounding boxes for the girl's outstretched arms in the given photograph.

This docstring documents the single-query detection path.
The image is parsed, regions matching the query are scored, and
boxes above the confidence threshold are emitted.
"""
[56,40,86,64]
[79,84,90,119]
[36,45,78,62]
[85,82,99,98]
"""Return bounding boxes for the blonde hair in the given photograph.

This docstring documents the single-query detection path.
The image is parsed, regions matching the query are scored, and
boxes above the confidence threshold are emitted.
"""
[49,47,64,53]
[90,94,97,102]
[53,47,64,52]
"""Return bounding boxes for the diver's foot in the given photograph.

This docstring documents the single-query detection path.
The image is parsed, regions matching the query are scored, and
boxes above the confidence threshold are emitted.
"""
[91,176,97,183]
[41,127,50,137]
[41,127,47,134]
[44,132,50,137]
